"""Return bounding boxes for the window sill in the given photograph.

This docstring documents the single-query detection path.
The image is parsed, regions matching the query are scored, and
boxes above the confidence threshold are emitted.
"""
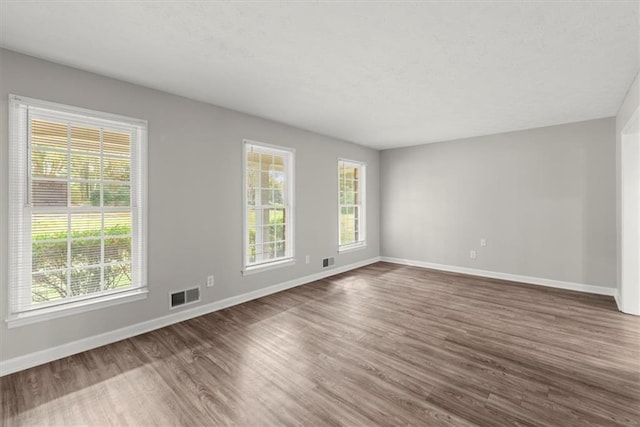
[6,288,148,328]
[338,242,367,254]
[243,258,295,276]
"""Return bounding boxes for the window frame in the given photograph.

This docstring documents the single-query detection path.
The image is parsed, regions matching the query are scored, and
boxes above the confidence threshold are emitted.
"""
[7,95,148,327]
[338,158,367,253]
[242,139,295,275]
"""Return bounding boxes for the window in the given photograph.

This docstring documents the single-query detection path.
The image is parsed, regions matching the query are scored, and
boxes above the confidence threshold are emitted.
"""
[243,140,295,274]
[338,159,366,251]
[7,95,147,326]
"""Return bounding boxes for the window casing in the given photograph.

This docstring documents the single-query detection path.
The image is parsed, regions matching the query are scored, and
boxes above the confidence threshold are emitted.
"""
[338,159,366,251]
[243,140,295,274]
[7,95,148,326]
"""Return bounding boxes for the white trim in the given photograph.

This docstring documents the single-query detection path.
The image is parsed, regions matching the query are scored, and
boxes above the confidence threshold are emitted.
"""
[242,257,295,276]
[0,257,381,377]
[380,257,616,296]
[9,94,147,128]
[7,290,148,328]
[338,241,367,254]
[614,288,622,311]
[243,138,296,156]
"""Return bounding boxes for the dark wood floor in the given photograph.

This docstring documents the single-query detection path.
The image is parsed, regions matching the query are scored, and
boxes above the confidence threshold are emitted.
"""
[2,262,639,426]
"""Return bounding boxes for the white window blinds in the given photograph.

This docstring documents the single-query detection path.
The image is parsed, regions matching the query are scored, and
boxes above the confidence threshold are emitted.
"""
[338,159,366,250]
[8,95,148,324]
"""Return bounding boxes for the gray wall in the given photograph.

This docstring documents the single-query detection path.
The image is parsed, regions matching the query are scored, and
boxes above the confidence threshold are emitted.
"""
[616,72,639,299]
[0,49,380,361]
[381,118,616,287]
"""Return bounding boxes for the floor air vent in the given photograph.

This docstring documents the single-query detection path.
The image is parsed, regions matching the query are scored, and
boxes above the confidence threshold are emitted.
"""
[170,287,200,309]
[322,257,335,268]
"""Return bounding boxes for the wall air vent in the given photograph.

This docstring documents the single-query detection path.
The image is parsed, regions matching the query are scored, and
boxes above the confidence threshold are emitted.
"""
[322,257,335,268]
[170,287,200,309]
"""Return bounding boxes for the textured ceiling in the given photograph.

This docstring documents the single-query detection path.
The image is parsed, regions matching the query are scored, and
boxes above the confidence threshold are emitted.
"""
[1,1,638,149]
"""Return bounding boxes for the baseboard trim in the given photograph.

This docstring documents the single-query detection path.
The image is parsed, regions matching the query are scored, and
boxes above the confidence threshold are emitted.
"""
[0,256,381,377]
[380,257,616,297]
[614,289,622,311]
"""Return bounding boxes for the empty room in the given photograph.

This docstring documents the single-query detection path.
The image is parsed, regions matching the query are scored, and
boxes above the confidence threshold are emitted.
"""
[0,1,639,426]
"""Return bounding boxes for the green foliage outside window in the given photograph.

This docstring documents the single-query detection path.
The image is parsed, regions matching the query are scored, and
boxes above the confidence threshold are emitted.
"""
[31,225,132,303]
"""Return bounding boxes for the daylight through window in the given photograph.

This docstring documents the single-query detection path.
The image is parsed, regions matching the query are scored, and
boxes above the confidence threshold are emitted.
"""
[243,141,294,272]
[8,96,147,324]
[338,159,366,250]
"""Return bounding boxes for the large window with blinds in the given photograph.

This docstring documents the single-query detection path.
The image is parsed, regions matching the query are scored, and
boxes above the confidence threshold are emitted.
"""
[338,159,366,251]
[7,95,148,326]
[243,140,295,274]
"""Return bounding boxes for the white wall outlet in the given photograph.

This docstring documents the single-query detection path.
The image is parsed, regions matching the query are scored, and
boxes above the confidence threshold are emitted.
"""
[470,250,477,259]
[480,238,487,247]
[305,255,310,264]
[207,275,214,287]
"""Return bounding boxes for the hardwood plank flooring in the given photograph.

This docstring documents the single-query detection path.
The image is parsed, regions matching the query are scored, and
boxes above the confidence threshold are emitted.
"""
[2,262,639,426]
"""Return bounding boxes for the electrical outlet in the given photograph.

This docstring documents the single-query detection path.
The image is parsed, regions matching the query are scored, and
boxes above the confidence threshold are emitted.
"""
[470,250,477,259]
[305,255,310,264]
[207,275,214,287]
[480,238,487,247]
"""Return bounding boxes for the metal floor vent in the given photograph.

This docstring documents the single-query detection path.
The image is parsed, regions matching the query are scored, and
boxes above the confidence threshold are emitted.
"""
[322,257,335,268]
[170,287,200,309]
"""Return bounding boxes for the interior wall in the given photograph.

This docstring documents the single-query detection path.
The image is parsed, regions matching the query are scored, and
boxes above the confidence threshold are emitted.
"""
[381,118,616,288]
[0,49,380,362]
[616,71,640,314]
[619,129,640,315]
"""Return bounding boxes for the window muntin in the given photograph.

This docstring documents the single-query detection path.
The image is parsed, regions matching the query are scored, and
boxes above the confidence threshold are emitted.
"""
[338,159,366,250]
[8,96,147,323]
[243,141,294,271]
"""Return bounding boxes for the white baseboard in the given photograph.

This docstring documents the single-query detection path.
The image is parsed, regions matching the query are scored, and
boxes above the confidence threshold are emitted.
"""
[380,256,616,297]
[614,289,622,311]
[0,257,381,377]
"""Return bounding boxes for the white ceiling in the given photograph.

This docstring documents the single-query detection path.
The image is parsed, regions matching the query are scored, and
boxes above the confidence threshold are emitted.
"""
[1,1,638,150]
